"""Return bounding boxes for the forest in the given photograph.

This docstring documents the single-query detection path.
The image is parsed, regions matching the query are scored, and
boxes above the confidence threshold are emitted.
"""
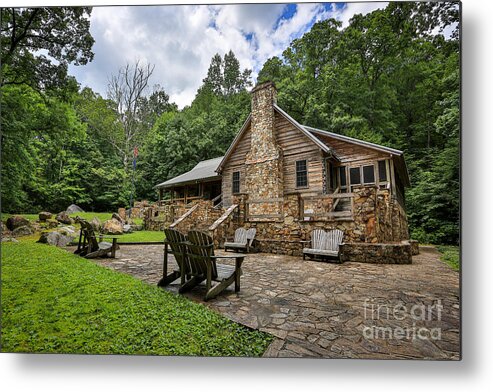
[0,3,459,245]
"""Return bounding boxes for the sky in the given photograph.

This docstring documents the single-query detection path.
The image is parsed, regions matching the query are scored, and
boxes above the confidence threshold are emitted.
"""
[67,2,388,109]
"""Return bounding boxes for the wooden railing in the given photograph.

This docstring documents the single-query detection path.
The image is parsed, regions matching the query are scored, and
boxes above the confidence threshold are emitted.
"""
[245,198,283,221]
[300,192,353,221]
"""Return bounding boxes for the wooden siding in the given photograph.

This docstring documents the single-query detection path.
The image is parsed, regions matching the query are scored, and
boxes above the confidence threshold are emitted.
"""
[314,133,391,163]
[222,124,251,206]
[274,111,325,194]
[221,109,396,206]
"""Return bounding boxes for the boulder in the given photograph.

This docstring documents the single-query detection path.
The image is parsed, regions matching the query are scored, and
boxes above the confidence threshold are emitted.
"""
[118,208,127,222]
[38,211,53,221]
[56,211,73,225]
[12,225,34,237]
[111,212,124,224]
[66,204,84,214]
[38,231,60,246]
[130,224,143,231]
[90,217,101,231]
[6,215,30,231]
[102,218,123,235]
[2,237,19,243]
[45,219,59,229]
[59,226,75,235]
[123,224,132,233]
[38,231,75,247]
[1,221,10,236]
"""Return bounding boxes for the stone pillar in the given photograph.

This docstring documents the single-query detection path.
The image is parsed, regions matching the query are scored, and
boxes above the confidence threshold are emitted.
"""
[245,82,283,219]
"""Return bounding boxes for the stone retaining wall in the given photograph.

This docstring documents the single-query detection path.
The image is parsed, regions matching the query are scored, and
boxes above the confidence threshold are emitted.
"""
[339,242,412,264]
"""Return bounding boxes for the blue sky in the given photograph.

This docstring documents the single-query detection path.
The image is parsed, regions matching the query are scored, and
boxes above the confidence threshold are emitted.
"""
[65,2,388,108]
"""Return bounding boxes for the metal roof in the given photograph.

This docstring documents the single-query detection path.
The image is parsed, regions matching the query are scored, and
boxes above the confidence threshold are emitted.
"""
[304,125,404,156]
[155,156,223,189]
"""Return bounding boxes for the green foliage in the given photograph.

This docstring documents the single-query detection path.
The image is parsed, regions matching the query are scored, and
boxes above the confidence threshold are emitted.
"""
[257,2,459,245]
[1,240,272,355]
[2,4,459,245]
[437,245,460,272]
[1,7,94,90]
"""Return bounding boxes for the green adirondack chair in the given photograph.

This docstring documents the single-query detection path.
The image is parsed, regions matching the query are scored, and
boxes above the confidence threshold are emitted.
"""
[182,230,245,301]
[158,228,191,287]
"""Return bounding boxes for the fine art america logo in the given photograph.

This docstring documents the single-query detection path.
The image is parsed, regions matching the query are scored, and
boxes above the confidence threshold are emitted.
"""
[362,298,443,341]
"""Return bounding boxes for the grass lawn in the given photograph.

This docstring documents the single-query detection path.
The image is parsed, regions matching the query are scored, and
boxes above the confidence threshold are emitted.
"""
[1,239,273,356]
[437,245,460,271]
[118,230,164,243]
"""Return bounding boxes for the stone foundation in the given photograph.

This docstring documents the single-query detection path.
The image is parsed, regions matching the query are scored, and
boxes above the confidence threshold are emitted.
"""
[339,242,412,264]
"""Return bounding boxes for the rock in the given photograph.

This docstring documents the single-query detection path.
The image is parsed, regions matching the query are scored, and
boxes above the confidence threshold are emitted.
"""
[118,208,127,222]
[66,204,84,214]
[2,237,18,243]
[59,226,75,235]
[1,221,10,236]
[12,225,34,237]
[56,211,72,224]
[38,211,53,221]
[38,231,60,245]
[38,231,75,247]
[102,218,123,235]
[111,212,124,224]
[130,224,143,231]
[123,224,132,233]
[6,215,30,231]
[90,217,101,231]
[45,219,59,229]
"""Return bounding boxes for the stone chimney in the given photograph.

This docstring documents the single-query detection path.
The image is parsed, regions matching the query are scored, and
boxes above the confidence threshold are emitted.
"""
[246,81,279,163]
[244,81,284,219]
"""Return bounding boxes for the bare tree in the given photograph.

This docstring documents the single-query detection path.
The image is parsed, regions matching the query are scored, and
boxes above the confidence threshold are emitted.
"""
[107,60,155,171]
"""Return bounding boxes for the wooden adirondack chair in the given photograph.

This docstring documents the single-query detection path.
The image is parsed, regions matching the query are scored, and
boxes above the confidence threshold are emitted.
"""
[75,219,119,259]
[158,228,190,287]
[182,230,245,301]
[224,228,256,253]
[302,229,344,262]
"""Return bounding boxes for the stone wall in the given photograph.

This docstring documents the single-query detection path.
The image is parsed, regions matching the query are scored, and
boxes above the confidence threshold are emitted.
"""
[169,200,223,234]
[219,187,409,257]
[339,242,412,264]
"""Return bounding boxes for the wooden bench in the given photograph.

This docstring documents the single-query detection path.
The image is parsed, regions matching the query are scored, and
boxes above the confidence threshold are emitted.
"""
[224,228,256,253]
[302,229,344,263]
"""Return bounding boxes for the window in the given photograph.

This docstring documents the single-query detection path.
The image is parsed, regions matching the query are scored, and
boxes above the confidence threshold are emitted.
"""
[363,165,375,184]
[232,171,240,194]
[378,160,388,182]
[350,167,361,185]
[296,160,308,188]
[338,166,347,188]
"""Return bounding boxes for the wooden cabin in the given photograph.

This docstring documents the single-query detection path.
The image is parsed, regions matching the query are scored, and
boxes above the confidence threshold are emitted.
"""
[155,157,223,205]
[155,81,410,248]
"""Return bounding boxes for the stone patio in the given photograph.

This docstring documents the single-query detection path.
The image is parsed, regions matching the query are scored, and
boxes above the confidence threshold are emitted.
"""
[85,245,460,359]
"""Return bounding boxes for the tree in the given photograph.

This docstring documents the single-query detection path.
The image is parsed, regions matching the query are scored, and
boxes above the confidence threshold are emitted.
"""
[0,7,94,90]
[107,60,155,172]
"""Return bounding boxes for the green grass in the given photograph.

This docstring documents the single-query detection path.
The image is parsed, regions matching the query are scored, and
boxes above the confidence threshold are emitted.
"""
[437,245,460,271]
[118,230,164,243]
[1,239,273,356]
[1,213,39,222]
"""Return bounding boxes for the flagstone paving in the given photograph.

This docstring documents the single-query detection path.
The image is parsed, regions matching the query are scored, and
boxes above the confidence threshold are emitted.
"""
[88,244,460,359]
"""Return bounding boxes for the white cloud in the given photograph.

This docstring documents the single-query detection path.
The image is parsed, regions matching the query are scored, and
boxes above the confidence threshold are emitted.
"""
[68,2,388,109]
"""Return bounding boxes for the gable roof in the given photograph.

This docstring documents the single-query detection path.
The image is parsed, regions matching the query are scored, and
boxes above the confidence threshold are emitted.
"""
[306,125,410,187]
[216,105,334,173]
[215,103,410,187]
[155,156,223,189]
